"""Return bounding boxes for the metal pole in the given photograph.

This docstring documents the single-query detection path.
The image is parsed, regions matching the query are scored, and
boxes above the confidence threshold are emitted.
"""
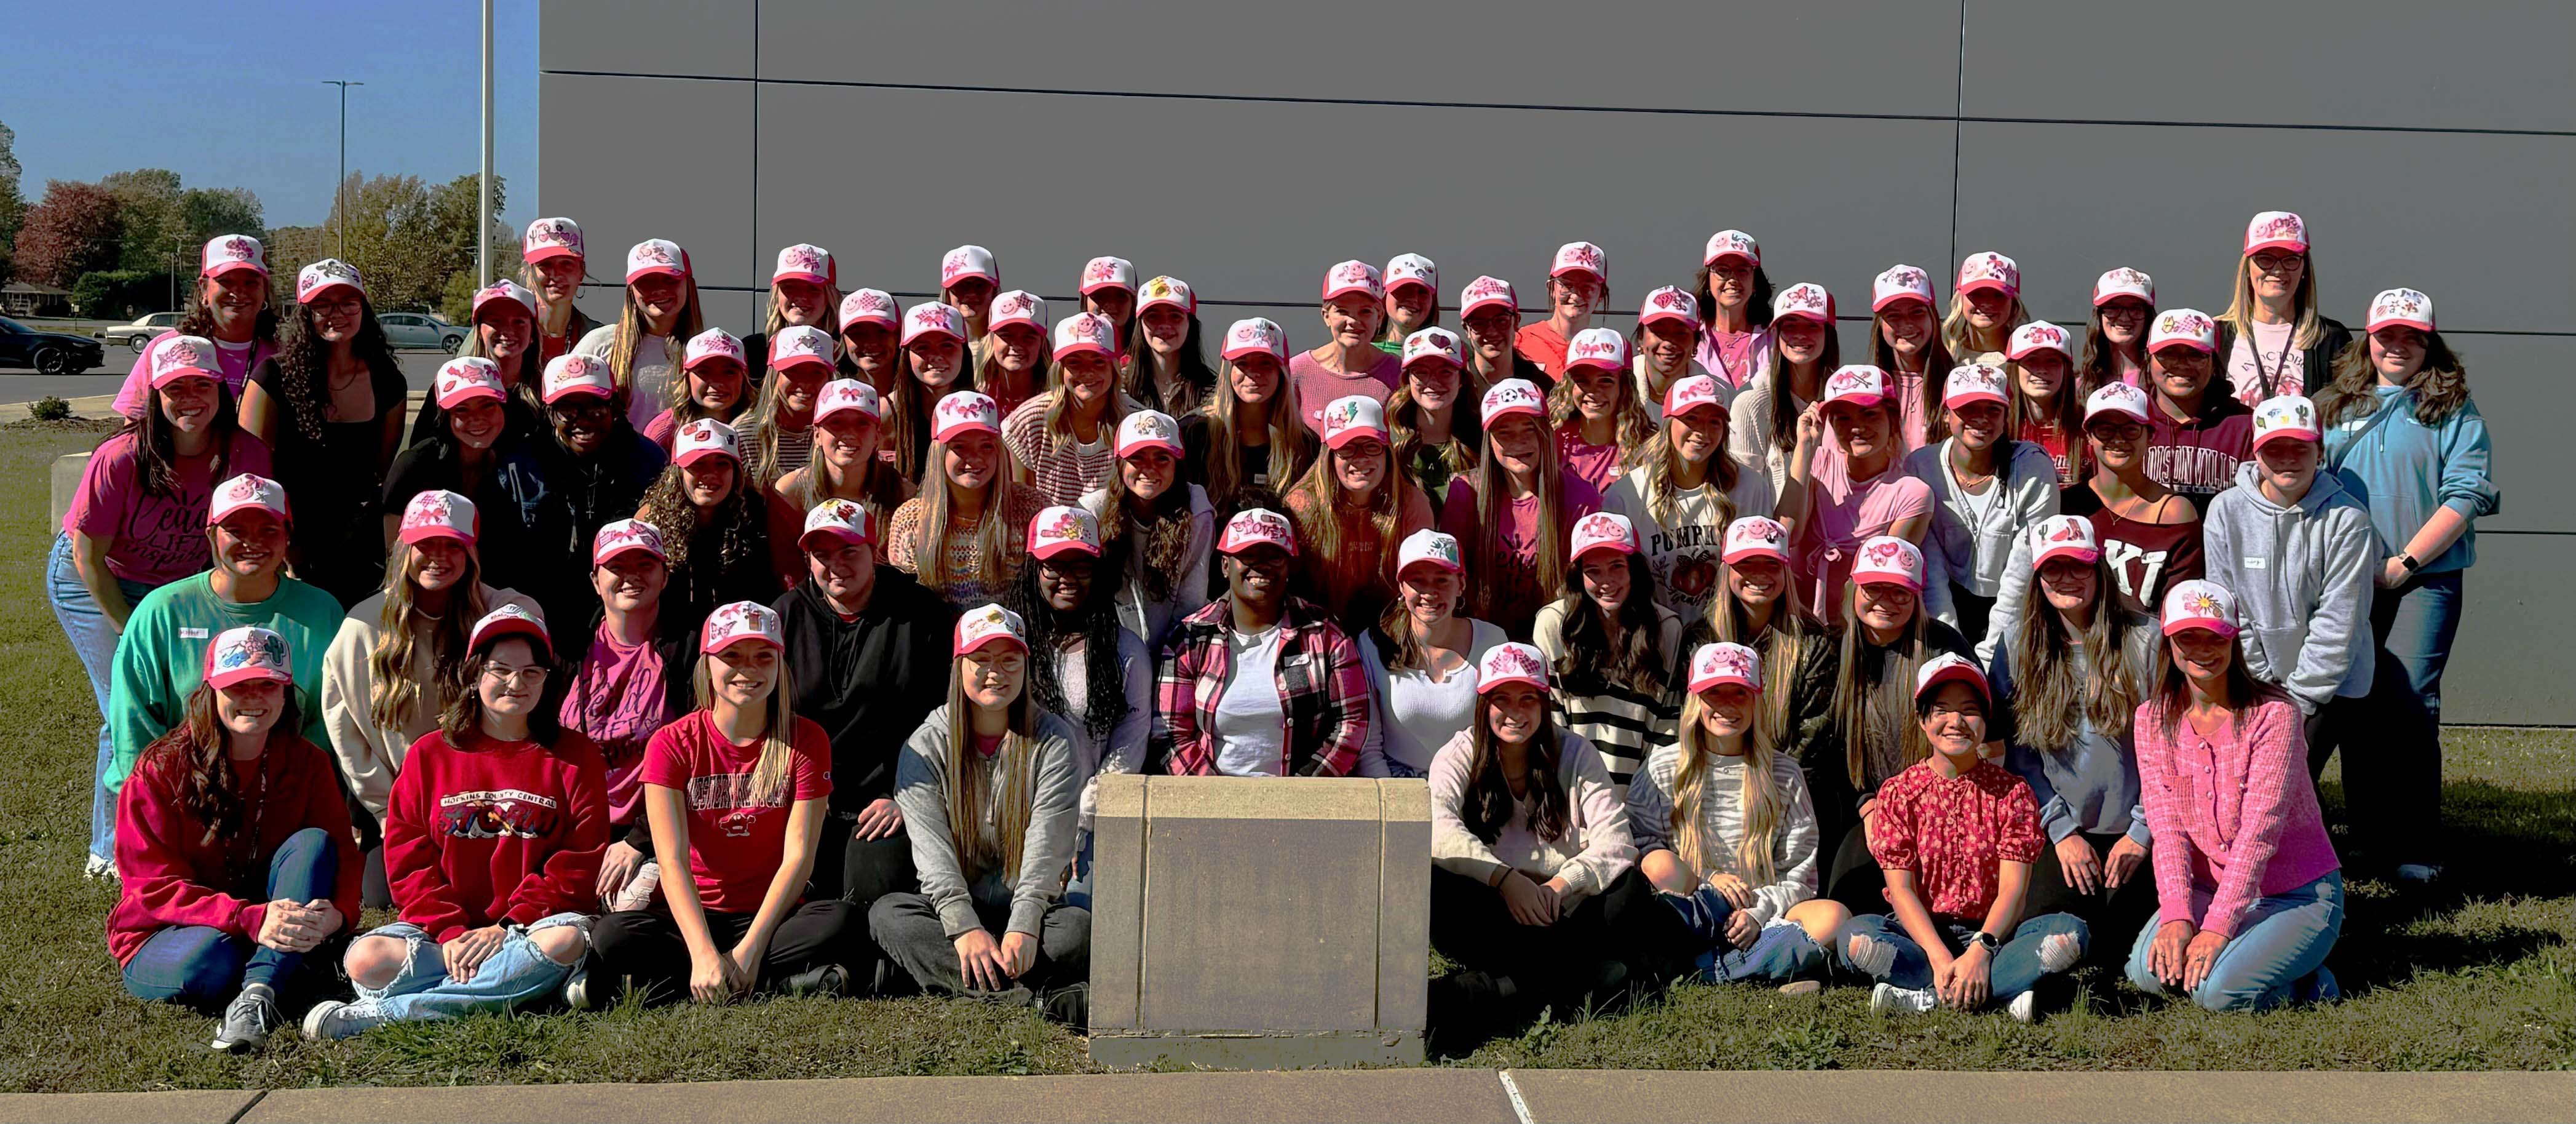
[478,0,493,287]
[321,81,363,259]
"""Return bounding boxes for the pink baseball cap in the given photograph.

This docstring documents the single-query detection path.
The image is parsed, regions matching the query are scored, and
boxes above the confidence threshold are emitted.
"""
[2251,394,2321,450]
[1564,327,1628,373]
[1662,374,1730,420]
[1080,256,1136,296]
[772,243,835,287]
[398,490,478,546]
[200,234,268,279]
[1384,253,1437,295]
[1956,251,2020,297]
[1139,275,1195,316]
[1820,365,1892,410]
[902,302,965,346]
[800,499,875,549]
[2367,288,2435,334]
[1402,327,1464,370]
[2084,383,2154,426]
[1322,260,1384,302]
[1216,507,1298,557]
[1117,410,1184,459]
[148,335,222,388]
[1772,282,1834,325]
[624,239,689,282]
[1687,642,1763,695]
[1481,378,1547,428]
[2244,211,2308,256]
[1396,528,1463,575]
[1637,285,1700,331]
[1850,535,1924,592]
[471,279,537,322]
[683,328,747,371]
[2029,515,2100,569]
[930,391,1001,442]
[2147,308,2217,354]
[1052,312,1118,360]
[202,626,293,690]
[1027,505,1102,560]
[1318,395,1389,450]
[703,600,784,654]
[1702,229,1759,268]
[1914,652,1989,707]
[523,217,585,264]
[1476,642,1551,695]
[433,357,507,409]
[208,474,290,527]
[1722,516,1790,565]
[2007,321,2072,362]
[295,259,365,305]
[591,518,667,566]
[2161,579,2240,637]
[1943,364,2008,410]
[1550,241,1607,284]
[940,244,997,289]
[770,325,836,372]
[1872,265,1935,312]
[986,290,1047,337]
[672,418,743,468]
[467,603,552,660]
[1222,317,1287,362]
[954,602,1027,656]
[839,289,900,330]
[542,354,615,403]
[1459,276,1518,319]
[814,378,883,424]
[2093,267,2154,308]
[1570,511,1638,563]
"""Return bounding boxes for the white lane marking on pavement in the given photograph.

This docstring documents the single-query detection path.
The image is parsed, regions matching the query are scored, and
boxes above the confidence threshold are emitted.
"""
[1497,1069,1537,1124]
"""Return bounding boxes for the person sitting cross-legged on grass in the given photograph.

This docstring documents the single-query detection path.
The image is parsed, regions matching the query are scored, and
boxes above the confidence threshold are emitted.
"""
[870,604,1090,1018]
[1627,642,1847,986]
[304,607,608,1038]
[585,600,870,1004]
[2125,580,2344,1012]
[108,627,361,1053]
[1832,653,2089,1022]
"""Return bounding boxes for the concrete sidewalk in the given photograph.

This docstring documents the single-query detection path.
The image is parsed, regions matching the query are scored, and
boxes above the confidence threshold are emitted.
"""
[2,1069,2566,1123]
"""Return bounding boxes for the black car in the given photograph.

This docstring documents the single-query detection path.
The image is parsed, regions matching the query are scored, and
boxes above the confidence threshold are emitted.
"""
[0,316,107,375]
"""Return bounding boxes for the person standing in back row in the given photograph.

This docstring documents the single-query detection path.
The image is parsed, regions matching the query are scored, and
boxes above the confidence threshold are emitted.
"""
[2214,212,2350,406]
[1291,261,1405,428]
[2139,309,2253,513]
[520,218,602,366]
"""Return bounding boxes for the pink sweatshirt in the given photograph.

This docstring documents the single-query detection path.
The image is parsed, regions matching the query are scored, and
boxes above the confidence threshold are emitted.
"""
[2133,695,2340,939]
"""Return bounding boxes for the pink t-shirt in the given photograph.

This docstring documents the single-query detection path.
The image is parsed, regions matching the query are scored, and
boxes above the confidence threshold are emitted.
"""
[66,431,275,585]
[638,711,832,913]
[113,332,271,418]
[1887,366,1933,453]
[1695,327,1768,389]
[560,623,677,827]
[1440,471,1602,634]
[1556,426,1627,496]
[1793,447,1932,621]
[2227,320,2302,404]
[1287,349,1400,429]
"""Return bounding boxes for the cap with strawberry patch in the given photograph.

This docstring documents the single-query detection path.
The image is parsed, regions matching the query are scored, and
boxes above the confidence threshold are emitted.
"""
[800,500,876,549]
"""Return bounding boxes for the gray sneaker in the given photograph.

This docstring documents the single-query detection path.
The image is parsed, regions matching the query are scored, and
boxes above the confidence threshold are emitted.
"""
[212,984,282,1051]
[300,999,378,1040]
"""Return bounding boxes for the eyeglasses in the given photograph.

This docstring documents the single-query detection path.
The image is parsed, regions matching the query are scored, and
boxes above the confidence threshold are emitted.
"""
[2098,304,2150,321]
[481,665,548,685]
[2250,253,2305,273]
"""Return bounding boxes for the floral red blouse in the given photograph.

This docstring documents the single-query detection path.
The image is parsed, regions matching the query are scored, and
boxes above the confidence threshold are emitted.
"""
[1868,759,2045,921]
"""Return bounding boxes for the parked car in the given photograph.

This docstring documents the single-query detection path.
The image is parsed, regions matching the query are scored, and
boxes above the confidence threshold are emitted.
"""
[0,316,108,375]
[97,312,185,351]
[379,311,470,353]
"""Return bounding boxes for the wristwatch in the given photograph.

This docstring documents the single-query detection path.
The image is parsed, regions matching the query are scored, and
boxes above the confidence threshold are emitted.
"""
[1969,930,2002,954]
[2398,552,2422,573]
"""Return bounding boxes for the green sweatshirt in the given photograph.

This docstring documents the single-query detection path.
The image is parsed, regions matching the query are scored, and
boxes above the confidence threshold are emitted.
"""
[105,573,346,791]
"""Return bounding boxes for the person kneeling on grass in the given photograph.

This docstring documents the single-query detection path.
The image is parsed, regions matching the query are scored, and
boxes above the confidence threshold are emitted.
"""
[587,600,868,1003]
[871,604,1090,1019]
[305,605,609,1038]
[2125,580,2344,1011]
[108,626,361,1052]
[1832,653,2089,1022]
[1627,643,1846,986]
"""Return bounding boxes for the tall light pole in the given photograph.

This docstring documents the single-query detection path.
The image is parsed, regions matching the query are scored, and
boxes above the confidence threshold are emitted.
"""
[477,0,493,287]
[321,80,363,259]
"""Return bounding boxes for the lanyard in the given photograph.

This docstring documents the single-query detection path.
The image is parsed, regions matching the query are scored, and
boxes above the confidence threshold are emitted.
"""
[2250,323,2295,399]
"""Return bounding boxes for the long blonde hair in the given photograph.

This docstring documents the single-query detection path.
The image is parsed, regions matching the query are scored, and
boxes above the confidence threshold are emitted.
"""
[1669,690,1788,885]
[939,667,1040,883]
[1829,583,1934,788]
[764,282,842,341]
[2217,252,2326,351]
[610,279,705,413]
[741,366,821,488]
[367,542,489,733]
[1637,420,1742,530]
[1463,418,1571,622]
[1941,292,2027,357]
[1202,360,1315,508]
[914,437,1021,594]
[1038,359,1131,453]
[1284,438,1414,617]
[689,647,800,807]
[1711,565,1823,751]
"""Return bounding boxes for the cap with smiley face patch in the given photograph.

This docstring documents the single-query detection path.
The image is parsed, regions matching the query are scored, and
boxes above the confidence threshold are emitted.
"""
[399,490,478,546]
[814,378,883,424]
[800,500,876,549]
[1396,528,1463,575]
[1402,327,1464,370]
[296,259,365,305]
[1956,251,2019,297]
[1551,241,1607,284]
[1053,312,1118,361]
[1384,253,1437,294]
[902,301,966,347]
[1873,265,1936,312]
[1216,507,1298,557]
[2162,578,2240,637]
[1322,260,1384,302]
[672,418,743,468]
[1081,256,1136,296]
[203,625,293,690]
[1318,395,1389,450]
[1564,327,1629,373]
[434,357,507,409]
[1772,282,1834,325]
[1570,511,1639,562]
[2251,394,2321,450]
[467,603,552,660]
[1459,276,1518,319]
[1914,651,1990,707]
[149,335,223,388]
[770,325,836,372]
[703,600,784,654]
[2244,210,2307,256]
[471,279,537,323]
[1722,516,1791,565]
[523,217,585,264]
[940,244,997,289]
[683,328,746,371]
[2367,288,2435,334]
[1850,535,1924,592]
[1688,641,1764,695]
[200,234,268,279]
[1476,642,1552,695]
[772,243,834,287]
[1028,505,1102,560]
[1117,409,1183,460]
[208,474,290,527]
[1943,364,2008,410]
[2029,514,2100,569]
[986,290,1047,337]
[1481,378,1547,428]
[2007,321,2072,362]
[1662,374,1730,420]
[624,239,688,282]
[591,518,667,566]
[1138,275,1195,316]
[2084,382,2154,426]
[839,288,900,330]
[1638,285,1700,331]
[542,354,615,403]
[1821,364,1892,410]
[2093,267,2154,308]
[1702,229,1760,268]
[2147,308,2217,354]
[954,602,1028,656]
[1222,317,1287,363]
[930,391,1001,443]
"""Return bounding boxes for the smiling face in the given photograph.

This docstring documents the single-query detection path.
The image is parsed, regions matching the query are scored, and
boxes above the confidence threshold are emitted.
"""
[1037,552,1096,613]
[817,410,879,469]
[807,539,874,603]
[2037,556,2096,614]
[708,641,779,709]
[1384,283,1433,334]
[210,510,286,580]
[448,396,504,450]
[631,274,684,324]
[1333,438,1387,495]
[203,273,268,335]
[908,337,964,389]
[2085,415,2147,471]
[2016,353,2067,401]
[2256,437,2320,496]
[688,359,746,412]
[774,366,825,416]
[1919,680,1986,755]
[1878,298,1934,357]
[774,278,827,325]
[2098,297,2149,346]
[945,277,996,321]
[2171,627,2234,685]
[683,455,738,508]
[1397,564,1460,625]
[550,396,613,456]
[1825,401,1891,459]
[1569,366,1622,422]
[2370,326,2425,381]
[1140,306,1189,355]
[215,677,286,740]
[1120,447,1176,501]
[1405,359,1460,412]
[1548,274,1601,319]
[1229,354,1282,404]
[595,553,667,613]
[476,637,548,720]
[1964,289,2010,329]
[1484,683,1545,745]
[993,324,1046,373]
[1579,552,1630,616]
[1224,544,1290,607]
[1773,316,1827,364]
[1668,406,1725,465]
[1855,581,1916,634]
[1640,319,1694,372]
[1462,308,1517,361]
[1707,260,1754,310]
[1322,294,1381,349]
[1727,555,1785,608]
[1488,415,1543,473]
[2151,346,2212,401]
[533,255,584,304]
[1085,287,1135,327]
[158,375,221,434]
[945,430,1001,491]
[1060,351,1114,408]
[1699,682,1756,739]
[478,301,534,363]
[309,293,365,344]
[962,646,1027,710]
[2248,251,2305,302]
[1951,400,2005,450]
[410,538,469,593]
[843,322,895,381]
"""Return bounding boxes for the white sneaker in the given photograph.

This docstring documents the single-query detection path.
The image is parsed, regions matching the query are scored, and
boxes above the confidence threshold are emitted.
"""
[83,853,116,882]
[561,965,595,1011]
[1870,982,1936,1015]
[2007,989,2038,1023]
[609,861,659,912]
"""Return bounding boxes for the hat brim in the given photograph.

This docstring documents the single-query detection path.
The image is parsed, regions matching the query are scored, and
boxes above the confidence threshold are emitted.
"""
[1572,541,1637,564]
[1052,341,1115,361]
[523,244,583,264]
[300,281,363,305]
[1476,672,1548,695]
[1222,344,1285,362]
[1138,296,1194,314]
[1079,280,1135,296]
[1721,544,1789,565]
[1460,298,1518,320]
[399,525,474,547]
[1871,292,1933,313]
[771,354,835,372]
[706,631,782,655]
[593,543,667,567]
[1482,403,1545,427]
[799,526,873,551]
[435,388,506,410]
[815,401,883,424]
[1385,277,1435,295]
[1549,267,1604,284]
[955,632,1028,657]
[772,270,831,287]
[1028,538,1103,561]
[2033,545,2102,568]
[472,296,533,321]
[469,617,553,658]
[2149,338,2216,355]
[930,421,1001,444]
[2084,404,2152,426]
[2163,615,2239,639]
[1636,308,1698,329]
[674,446,743,468]
[1397,556,1464,576]
[1117,438,1183,460]
[902,328,964,348]
[2366,316,2435,334]
[2091,288,2150,308]
[1915,663,1990,705]
[1821,393,1891,412]
[1323,426,1390,450]
[625,265,687,282]
[941,271,996,289]
[1703,250,1758,268]
[204,666,293,690]
[2253,427,2321,450]
[202,261,269,279]
[1957,279,2016,297]
[543,383,614,404]
[2006,342,2071,361]
[1689,672,1762,696]
[2244,239,2308,257]
[207,500,288,528]
[1773,308,1835,325]
[149,367,222,389]
[1217,537,1297,558]
[1853,570,1924,594]
[1322,283,1383,302]
[1943,391,2008,410]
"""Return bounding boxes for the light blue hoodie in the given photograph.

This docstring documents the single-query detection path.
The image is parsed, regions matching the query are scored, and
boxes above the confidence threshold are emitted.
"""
[2320,385,2500,573]
[2201,461,2379,714]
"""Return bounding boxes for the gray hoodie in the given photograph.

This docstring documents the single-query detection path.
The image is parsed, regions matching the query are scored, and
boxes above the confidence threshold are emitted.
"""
[2200,461,2379,714]
[895,704,1082,938]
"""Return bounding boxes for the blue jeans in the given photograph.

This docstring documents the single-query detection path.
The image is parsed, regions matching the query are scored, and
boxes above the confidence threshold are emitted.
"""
[2125,870,2343,1012]
[1834,911,2089,1004]
[2372,570,2461,725]
[1064,829,1096,911]
[333,912,589,1031]
[121,828,338,1007]
[46,532,157,865]
[1658,887,1825,983]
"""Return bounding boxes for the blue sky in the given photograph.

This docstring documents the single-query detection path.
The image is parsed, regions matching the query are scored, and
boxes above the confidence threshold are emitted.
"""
[7,0,539,230]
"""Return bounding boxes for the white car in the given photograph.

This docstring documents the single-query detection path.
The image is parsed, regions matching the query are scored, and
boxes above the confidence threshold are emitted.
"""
[379,311,471,353]
[96,312,184,351]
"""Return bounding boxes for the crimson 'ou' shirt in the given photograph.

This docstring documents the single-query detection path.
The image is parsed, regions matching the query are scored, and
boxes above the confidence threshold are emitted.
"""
[382,728,611,942]
[2144,394,2254,514]
[638,711,833,913]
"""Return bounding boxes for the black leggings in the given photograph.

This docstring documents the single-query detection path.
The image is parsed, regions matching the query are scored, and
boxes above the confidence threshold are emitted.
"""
[1430,866,1690,991]
[2019,830,2162,968]
[590,901,869,1002]
[809,813,919,910]
[1823,821,1890,918]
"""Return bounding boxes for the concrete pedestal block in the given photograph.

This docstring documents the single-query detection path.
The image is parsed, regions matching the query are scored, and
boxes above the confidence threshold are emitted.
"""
[1088,775,1430,1069]
[49,453,91,534]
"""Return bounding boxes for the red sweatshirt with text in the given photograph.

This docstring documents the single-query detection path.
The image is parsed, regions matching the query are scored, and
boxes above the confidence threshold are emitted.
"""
[383,728,611,942]
[107,736,363,965]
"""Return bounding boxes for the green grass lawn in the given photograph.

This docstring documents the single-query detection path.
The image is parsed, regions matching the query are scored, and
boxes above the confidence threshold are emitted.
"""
[0,426,2567,1091]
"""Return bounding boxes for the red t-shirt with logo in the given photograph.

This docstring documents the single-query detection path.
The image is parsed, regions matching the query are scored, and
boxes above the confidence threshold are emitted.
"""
[638,711,832,913]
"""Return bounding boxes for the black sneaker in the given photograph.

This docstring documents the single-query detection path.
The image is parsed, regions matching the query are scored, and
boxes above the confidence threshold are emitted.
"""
[1042,982,1089,1026]
[780,963,849,998]
[211,984,282,1052]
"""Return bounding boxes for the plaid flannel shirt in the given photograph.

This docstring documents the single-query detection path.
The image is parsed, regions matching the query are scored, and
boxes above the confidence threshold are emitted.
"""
[1150,596,1369,777]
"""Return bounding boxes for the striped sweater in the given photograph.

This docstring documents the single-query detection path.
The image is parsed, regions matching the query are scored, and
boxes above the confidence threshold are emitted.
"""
[1002,391,1145,507]
[1624,744,1821,927]
[1532,598,1684,801]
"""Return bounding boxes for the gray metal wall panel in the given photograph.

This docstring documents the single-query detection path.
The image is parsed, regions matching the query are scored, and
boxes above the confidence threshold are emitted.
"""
[537,74,759,292]
[756,1,1960,118]
[2419,335,2566,536]
[1960,0,2576,133]
[2439,533,2575,726]
[1951,122,2576,334]
[541,0,755,79]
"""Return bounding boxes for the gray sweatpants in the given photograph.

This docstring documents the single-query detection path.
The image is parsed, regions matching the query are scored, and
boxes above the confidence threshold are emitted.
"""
[868,891,1090,1000]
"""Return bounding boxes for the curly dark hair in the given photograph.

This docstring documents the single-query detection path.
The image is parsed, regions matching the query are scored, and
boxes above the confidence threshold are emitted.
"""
[636,462,769,586]
[1009,551,1128,744]
[269,297,401,443]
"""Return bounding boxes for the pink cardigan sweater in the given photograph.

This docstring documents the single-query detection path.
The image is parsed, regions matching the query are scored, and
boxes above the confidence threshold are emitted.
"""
[2132,694,2340,938]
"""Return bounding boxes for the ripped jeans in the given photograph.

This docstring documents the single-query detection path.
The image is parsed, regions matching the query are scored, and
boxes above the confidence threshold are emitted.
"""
[1834,912,2089,1005]
[338,912,590,1029]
